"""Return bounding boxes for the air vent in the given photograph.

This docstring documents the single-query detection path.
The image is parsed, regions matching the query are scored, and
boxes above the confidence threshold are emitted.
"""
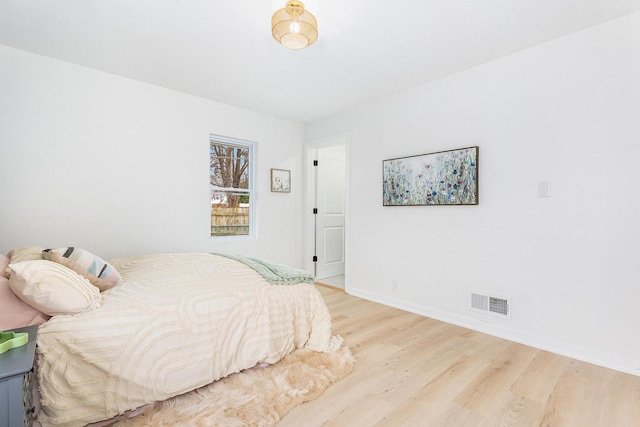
[470,291,510,318]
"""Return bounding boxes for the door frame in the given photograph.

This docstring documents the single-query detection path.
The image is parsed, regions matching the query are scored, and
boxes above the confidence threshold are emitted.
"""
[304,132,351,290]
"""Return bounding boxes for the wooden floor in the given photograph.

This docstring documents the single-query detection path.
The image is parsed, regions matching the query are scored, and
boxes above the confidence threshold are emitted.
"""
[279,286,640,427]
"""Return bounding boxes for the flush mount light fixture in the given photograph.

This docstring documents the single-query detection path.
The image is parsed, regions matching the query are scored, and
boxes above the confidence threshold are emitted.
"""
[272,1,318,50]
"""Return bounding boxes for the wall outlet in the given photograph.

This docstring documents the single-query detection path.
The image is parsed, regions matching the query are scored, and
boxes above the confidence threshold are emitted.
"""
[391,280,398,291]
[538,181,551,197]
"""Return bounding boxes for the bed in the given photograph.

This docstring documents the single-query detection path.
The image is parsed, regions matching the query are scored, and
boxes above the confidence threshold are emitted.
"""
[0,247,341,427]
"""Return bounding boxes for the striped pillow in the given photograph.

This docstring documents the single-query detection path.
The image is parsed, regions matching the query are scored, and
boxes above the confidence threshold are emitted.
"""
[42,247,122,291]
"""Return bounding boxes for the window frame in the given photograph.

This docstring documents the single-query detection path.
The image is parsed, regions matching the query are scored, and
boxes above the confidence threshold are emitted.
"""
[209,134,257,240]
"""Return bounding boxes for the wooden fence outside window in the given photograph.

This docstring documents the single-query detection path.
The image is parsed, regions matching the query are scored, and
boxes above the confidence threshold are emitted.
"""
[211,206,249,236]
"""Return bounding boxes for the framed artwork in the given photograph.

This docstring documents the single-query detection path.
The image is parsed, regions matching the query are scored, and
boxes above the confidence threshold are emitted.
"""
[383,146,478,206]
[270,168,291,193]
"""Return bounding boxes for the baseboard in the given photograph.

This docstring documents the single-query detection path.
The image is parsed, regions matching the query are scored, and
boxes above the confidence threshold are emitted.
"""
[315,282,345,292]
[347,287,640,377]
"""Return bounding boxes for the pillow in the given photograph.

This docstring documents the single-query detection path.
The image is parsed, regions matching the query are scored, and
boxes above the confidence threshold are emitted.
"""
[1,253,9,279]
[0,274,50,330]
[7,246,44,264]
[8,260,102,316]
[42,247,122,291]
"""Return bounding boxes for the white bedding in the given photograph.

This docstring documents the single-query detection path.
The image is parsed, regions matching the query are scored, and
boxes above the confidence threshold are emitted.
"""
[35,253,341,427]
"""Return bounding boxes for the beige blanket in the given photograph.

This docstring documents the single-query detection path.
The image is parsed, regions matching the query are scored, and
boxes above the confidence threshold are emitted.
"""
[36,253,341,427]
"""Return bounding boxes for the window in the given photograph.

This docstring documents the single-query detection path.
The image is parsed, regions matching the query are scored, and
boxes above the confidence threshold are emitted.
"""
[209,135,255,238]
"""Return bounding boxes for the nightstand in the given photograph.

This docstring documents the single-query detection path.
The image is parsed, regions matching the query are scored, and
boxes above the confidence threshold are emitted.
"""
[0,325,37,427]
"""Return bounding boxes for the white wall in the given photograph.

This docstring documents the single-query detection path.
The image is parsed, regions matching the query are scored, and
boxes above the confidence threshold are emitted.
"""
[305,12,640,375]
[0,45,306,266]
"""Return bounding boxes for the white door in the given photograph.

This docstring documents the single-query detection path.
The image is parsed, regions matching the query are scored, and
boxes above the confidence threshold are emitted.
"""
[314,145,346,280]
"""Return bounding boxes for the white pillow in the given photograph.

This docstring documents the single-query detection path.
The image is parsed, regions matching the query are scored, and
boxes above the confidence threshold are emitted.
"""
[8,260,102,316]
[7,246,44,263]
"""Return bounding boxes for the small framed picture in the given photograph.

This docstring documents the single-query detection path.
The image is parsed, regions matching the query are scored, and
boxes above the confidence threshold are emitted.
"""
[270,168,291,193]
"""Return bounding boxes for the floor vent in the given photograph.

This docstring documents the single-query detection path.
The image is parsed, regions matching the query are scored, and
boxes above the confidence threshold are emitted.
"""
[470,292,510,318]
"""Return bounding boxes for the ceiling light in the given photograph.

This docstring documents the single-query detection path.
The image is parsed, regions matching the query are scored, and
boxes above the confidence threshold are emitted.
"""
[272,1,318,50]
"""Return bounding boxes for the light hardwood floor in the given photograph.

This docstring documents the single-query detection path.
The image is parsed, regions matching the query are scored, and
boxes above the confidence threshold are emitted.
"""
[279,285,640,426]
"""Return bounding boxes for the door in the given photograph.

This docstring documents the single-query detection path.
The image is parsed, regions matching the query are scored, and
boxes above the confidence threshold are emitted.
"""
[314,145,346,280]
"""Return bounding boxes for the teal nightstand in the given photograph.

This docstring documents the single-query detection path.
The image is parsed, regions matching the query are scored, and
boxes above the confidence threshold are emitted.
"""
[0,325,37,427]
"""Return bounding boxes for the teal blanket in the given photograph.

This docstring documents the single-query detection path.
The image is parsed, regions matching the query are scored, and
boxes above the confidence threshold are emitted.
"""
[211,253,315,285]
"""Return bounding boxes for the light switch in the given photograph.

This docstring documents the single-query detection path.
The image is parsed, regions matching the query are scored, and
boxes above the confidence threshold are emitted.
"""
[538,181,551,198]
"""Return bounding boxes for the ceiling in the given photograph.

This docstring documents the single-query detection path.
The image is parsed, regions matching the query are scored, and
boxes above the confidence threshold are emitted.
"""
[1,1,640,123]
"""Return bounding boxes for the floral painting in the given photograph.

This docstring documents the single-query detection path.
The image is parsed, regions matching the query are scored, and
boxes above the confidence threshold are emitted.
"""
[383,147,478,206]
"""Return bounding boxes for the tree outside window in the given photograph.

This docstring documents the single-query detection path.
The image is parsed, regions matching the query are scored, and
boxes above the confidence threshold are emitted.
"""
[210,136,255,237]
